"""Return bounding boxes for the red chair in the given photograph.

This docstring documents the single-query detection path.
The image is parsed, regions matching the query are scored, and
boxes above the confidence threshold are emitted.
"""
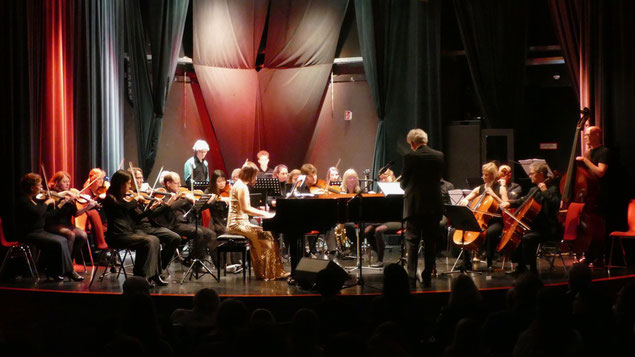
[608,199,635,269]
[0,217,39,281]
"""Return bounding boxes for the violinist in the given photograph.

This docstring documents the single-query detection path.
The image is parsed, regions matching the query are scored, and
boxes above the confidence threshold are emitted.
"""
[498,165,522,200]
[287,169,301,186]
[45,171,96,275]
[76,168,108,251]
[326,167,340,185]
[207,170,242,271]
[15,173,79,281]
[459,162,508,270]
[184,140,210,188]
[230,168,241,184]
[153,172,218,266]
[256,150,274,178]
[299,163,327,194]
[129,167,181,282]
[500,162,561,274]
[103,170,169,285]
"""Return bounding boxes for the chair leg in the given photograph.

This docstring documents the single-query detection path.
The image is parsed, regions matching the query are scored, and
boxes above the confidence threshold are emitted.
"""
[26,245,39,281]
[619,238,627,266]
[117,249,128,279]
[0,247,13,277]
[89,249,107,288]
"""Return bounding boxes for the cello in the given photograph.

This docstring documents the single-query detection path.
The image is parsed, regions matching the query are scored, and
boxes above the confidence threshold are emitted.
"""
[559,108,601,256]
[497,181,547,254]
[452,191,501,250]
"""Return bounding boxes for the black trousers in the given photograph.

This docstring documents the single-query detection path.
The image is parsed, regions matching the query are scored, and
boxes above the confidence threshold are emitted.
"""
[106,231,160,278]
[405,215,439,279]
[139,225,181,270]
[171,223,218,265]
[23,229,73,276]
[511,231,546,270]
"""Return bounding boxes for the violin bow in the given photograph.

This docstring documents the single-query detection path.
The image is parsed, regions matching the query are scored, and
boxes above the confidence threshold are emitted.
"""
[128,162,141,194]
[40,164,52,199]
[144,166,164,210]
[117,158,125,170]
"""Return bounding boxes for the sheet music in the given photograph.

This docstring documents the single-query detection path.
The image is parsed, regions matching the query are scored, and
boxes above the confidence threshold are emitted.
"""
[377,182,404,195]
[518,158,554,177]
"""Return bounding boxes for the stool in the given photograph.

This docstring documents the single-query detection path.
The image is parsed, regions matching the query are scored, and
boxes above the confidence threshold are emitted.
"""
[216,234,251,280]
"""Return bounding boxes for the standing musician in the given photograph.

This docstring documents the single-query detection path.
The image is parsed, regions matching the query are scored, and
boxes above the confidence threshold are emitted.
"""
[153,172,219,266]
[400,128,445,287]
[129,167,182,281]
[184,140,210,188]
[256,150,274,178]
[226,161,288,280]
[575,125,609,266]
[459,162,508,270]
[500,162,561,274]
[46,171,97,273]
[16,173,82,281]
[498,165,523,200]
[102,170,166,285]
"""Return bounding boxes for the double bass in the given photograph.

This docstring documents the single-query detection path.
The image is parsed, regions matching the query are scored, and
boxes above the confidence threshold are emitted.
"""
[559,108,601,256]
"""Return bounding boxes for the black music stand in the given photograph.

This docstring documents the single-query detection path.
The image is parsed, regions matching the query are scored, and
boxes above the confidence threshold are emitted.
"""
[443,204,483,274]
[192,180,210,190]
[253,178,281,204]
[181,196,218,283]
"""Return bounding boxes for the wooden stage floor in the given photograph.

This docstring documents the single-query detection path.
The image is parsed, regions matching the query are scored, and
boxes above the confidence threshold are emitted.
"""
[1,246,634,297]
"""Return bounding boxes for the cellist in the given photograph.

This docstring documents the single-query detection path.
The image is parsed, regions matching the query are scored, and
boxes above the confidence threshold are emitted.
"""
[500,162,561,274]
[575,126,609,266]
[458,162,508,270]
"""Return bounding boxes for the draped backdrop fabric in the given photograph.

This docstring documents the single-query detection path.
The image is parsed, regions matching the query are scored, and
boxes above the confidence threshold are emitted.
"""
[355,0,442,176]
[193,0,349,171]
[125,0,189,175]
[453,0,529,129]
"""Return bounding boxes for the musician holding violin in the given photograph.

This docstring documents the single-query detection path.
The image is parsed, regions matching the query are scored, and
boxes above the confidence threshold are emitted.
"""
[152,172,219,266]
[500,162,561,274]
[75,168,108,251]
[15,173,79,281]
[458,162,508,270]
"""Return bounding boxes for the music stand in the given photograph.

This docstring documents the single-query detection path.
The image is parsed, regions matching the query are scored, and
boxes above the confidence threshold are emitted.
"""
[253,178,281,203]
[443,204,483,274]
[181,195,218,283]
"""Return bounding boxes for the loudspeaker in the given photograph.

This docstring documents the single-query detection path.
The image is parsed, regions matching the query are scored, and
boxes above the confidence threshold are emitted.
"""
[292,258,349,291]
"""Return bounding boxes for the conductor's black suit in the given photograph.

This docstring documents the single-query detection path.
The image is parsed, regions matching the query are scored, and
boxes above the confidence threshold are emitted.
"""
[400,144,445,282]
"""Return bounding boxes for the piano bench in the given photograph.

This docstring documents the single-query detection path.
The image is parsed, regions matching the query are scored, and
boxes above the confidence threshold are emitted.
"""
[216,234,251,280]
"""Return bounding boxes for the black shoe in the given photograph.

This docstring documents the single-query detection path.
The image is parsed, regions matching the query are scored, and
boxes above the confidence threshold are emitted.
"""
[421,271,432,288]
[51,274,66,282]
[149,275,168,286]
[68,271,85,282]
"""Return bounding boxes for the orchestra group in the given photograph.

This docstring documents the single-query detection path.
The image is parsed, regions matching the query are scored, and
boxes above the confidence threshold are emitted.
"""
[13,124,613,288]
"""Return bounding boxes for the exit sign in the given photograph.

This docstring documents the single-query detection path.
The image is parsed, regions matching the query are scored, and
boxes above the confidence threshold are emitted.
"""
[539,142,558,150]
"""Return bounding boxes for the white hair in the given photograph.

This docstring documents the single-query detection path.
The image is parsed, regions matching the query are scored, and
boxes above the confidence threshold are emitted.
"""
[407,129,428,145]
[192,140,210,152]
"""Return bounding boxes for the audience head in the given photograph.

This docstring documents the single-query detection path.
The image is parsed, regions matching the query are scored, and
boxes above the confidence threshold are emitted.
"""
[512,272,544,310]
[216,298,249,336]
[122,276,151,296]
[614,281,635,326]
[250,308,276,325]
[382,263,410,300]
[193,288,220,315]
[449,274,482,308]
[568,263,592,294]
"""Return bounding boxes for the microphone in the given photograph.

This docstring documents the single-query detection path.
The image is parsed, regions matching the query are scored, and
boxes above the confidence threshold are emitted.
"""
[378,161,394,175]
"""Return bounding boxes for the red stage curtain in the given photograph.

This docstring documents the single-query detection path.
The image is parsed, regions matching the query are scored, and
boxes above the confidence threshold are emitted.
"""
[193,0,348,171]
[38,0,76,182]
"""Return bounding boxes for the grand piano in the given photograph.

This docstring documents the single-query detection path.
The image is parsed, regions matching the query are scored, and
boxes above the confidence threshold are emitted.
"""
[262,193,403,272]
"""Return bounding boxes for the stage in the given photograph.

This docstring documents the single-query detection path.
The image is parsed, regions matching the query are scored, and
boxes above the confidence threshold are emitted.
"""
[1,246,633,298]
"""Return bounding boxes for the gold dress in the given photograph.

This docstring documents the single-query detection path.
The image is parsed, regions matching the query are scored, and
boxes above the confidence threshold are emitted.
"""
[226,181,286,280]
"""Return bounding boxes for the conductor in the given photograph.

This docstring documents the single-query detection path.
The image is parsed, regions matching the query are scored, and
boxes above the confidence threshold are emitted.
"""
[400,128,445,287]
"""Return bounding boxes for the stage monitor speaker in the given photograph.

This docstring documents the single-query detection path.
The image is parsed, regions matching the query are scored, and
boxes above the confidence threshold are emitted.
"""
[292,258,349,291]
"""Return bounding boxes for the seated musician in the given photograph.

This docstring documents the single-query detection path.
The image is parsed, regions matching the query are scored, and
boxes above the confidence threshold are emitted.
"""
[500,162,561,274]
[76,168,108,251]
[230,168,241,184]
[226,161,288,280]
[184,140,210,188]
[459,162,508,270]
[16,173,82,281]
[298,163,322,193]
[287,169,301,186]
[46,171,97,275]
[153,172,218,266]
[131,167,150,192]
[498,165,522,200]
[130,167,182,283]
[206,170,242,272]
[326,167,340,185]
[103,170,167,285]
[272,164,290,196]
[363,168,401,268]
[256,150,274,178]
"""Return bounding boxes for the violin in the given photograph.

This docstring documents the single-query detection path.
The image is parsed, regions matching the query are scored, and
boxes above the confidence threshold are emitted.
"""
[36,189,69,203]
[95,181,110,200]
[220,183,231,198]
[123,190,161,204]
